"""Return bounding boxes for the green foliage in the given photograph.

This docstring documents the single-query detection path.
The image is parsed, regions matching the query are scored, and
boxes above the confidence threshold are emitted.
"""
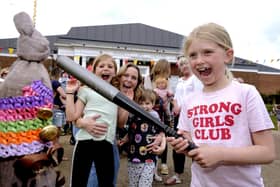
[262,93,280,130]
[270,115,278,130]
[266,104,278,130]
[266,104,273,112]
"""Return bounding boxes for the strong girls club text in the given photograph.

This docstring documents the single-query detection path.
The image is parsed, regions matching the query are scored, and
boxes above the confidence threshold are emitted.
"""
[187,102,242,140]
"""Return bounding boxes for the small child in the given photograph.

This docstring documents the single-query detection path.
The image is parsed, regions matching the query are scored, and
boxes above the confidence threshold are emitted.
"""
[153,76,174,124]
[122,89,166,187]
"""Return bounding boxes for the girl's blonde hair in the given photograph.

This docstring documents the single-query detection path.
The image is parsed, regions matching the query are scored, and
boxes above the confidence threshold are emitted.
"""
[183,23,234,80]
[184,23,233,54]
[92,54,117,73]
[150,59,171,82]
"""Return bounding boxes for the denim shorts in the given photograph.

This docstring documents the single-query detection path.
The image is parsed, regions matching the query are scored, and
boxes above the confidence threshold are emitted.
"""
[52,109,66,127]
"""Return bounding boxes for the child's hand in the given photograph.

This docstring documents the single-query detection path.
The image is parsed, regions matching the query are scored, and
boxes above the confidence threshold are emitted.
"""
[80,115,108,137]
[119,134,128,146]
[167,91,174,98]
[150,144,165,155]
[188,145,224,168]
[66,77,80,93]
[146,135,162,153]
[167,136,189,155]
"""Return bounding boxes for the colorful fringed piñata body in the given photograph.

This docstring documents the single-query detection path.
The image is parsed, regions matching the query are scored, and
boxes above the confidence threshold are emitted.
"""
[0,80,53,158]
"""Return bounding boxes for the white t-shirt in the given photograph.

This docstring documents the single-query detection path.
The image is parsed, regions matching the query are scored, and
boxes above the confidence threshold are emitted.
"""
[76,86,117,144]
[174,75,203,107]
[143,75,153,89]
[178,81,273,187]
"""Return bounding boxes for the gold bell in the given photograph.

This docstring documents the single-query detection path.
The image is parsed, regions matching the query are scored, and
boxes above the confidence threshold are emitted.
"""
[39,125,59,142]
[37,108,53,120]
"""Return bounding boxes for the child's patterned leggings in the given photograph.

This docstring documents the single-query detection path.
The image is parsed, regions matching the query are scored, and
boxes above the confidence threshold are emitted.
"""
[128,162,155,187]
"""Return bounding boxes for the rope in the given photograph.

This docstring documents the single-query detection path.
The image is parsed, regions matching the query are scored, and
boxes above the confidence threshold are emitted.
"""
[33,0,37,27]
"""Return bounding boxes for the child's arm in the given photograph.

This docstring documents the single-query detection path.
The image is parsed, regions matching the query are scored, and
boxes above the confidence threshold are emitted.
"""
[118,134,129,146]
[75,115,108,137]
[168,129,276,168]
[199,130,275,166]
[157,132,166,152]
[65,80,84,121]
[66,97,84,121]
[172,99,181,116]
[57,86,66,104]
[149,132,166,155]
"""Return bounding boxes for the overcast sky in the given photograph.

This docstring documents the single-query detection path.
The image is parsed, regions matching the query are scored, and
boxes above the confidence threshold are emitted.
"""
[1,0,280,69]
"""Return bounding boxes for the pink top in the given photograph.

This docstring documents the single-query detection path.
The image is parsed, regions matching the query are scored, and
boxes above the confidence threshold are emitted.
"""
[154,88,173,104]
[178,81,273,187]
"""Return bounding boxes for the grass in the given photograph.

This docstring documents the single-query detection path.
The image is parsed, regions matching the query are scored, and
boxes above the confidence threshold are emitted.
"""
[270,115,278,130]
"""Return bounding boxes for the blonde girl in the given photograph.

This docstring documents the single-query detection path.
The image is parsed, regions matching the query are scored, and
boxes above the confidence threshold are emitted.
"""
[167,23,276,187]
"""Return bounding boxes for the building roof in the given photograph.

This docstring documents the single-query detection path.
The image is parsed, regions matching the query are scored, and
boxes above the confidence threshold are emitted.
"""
[229,57,280,74]
[61,23,184,49]
[1,23,280,74]
[0,35,62,54]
